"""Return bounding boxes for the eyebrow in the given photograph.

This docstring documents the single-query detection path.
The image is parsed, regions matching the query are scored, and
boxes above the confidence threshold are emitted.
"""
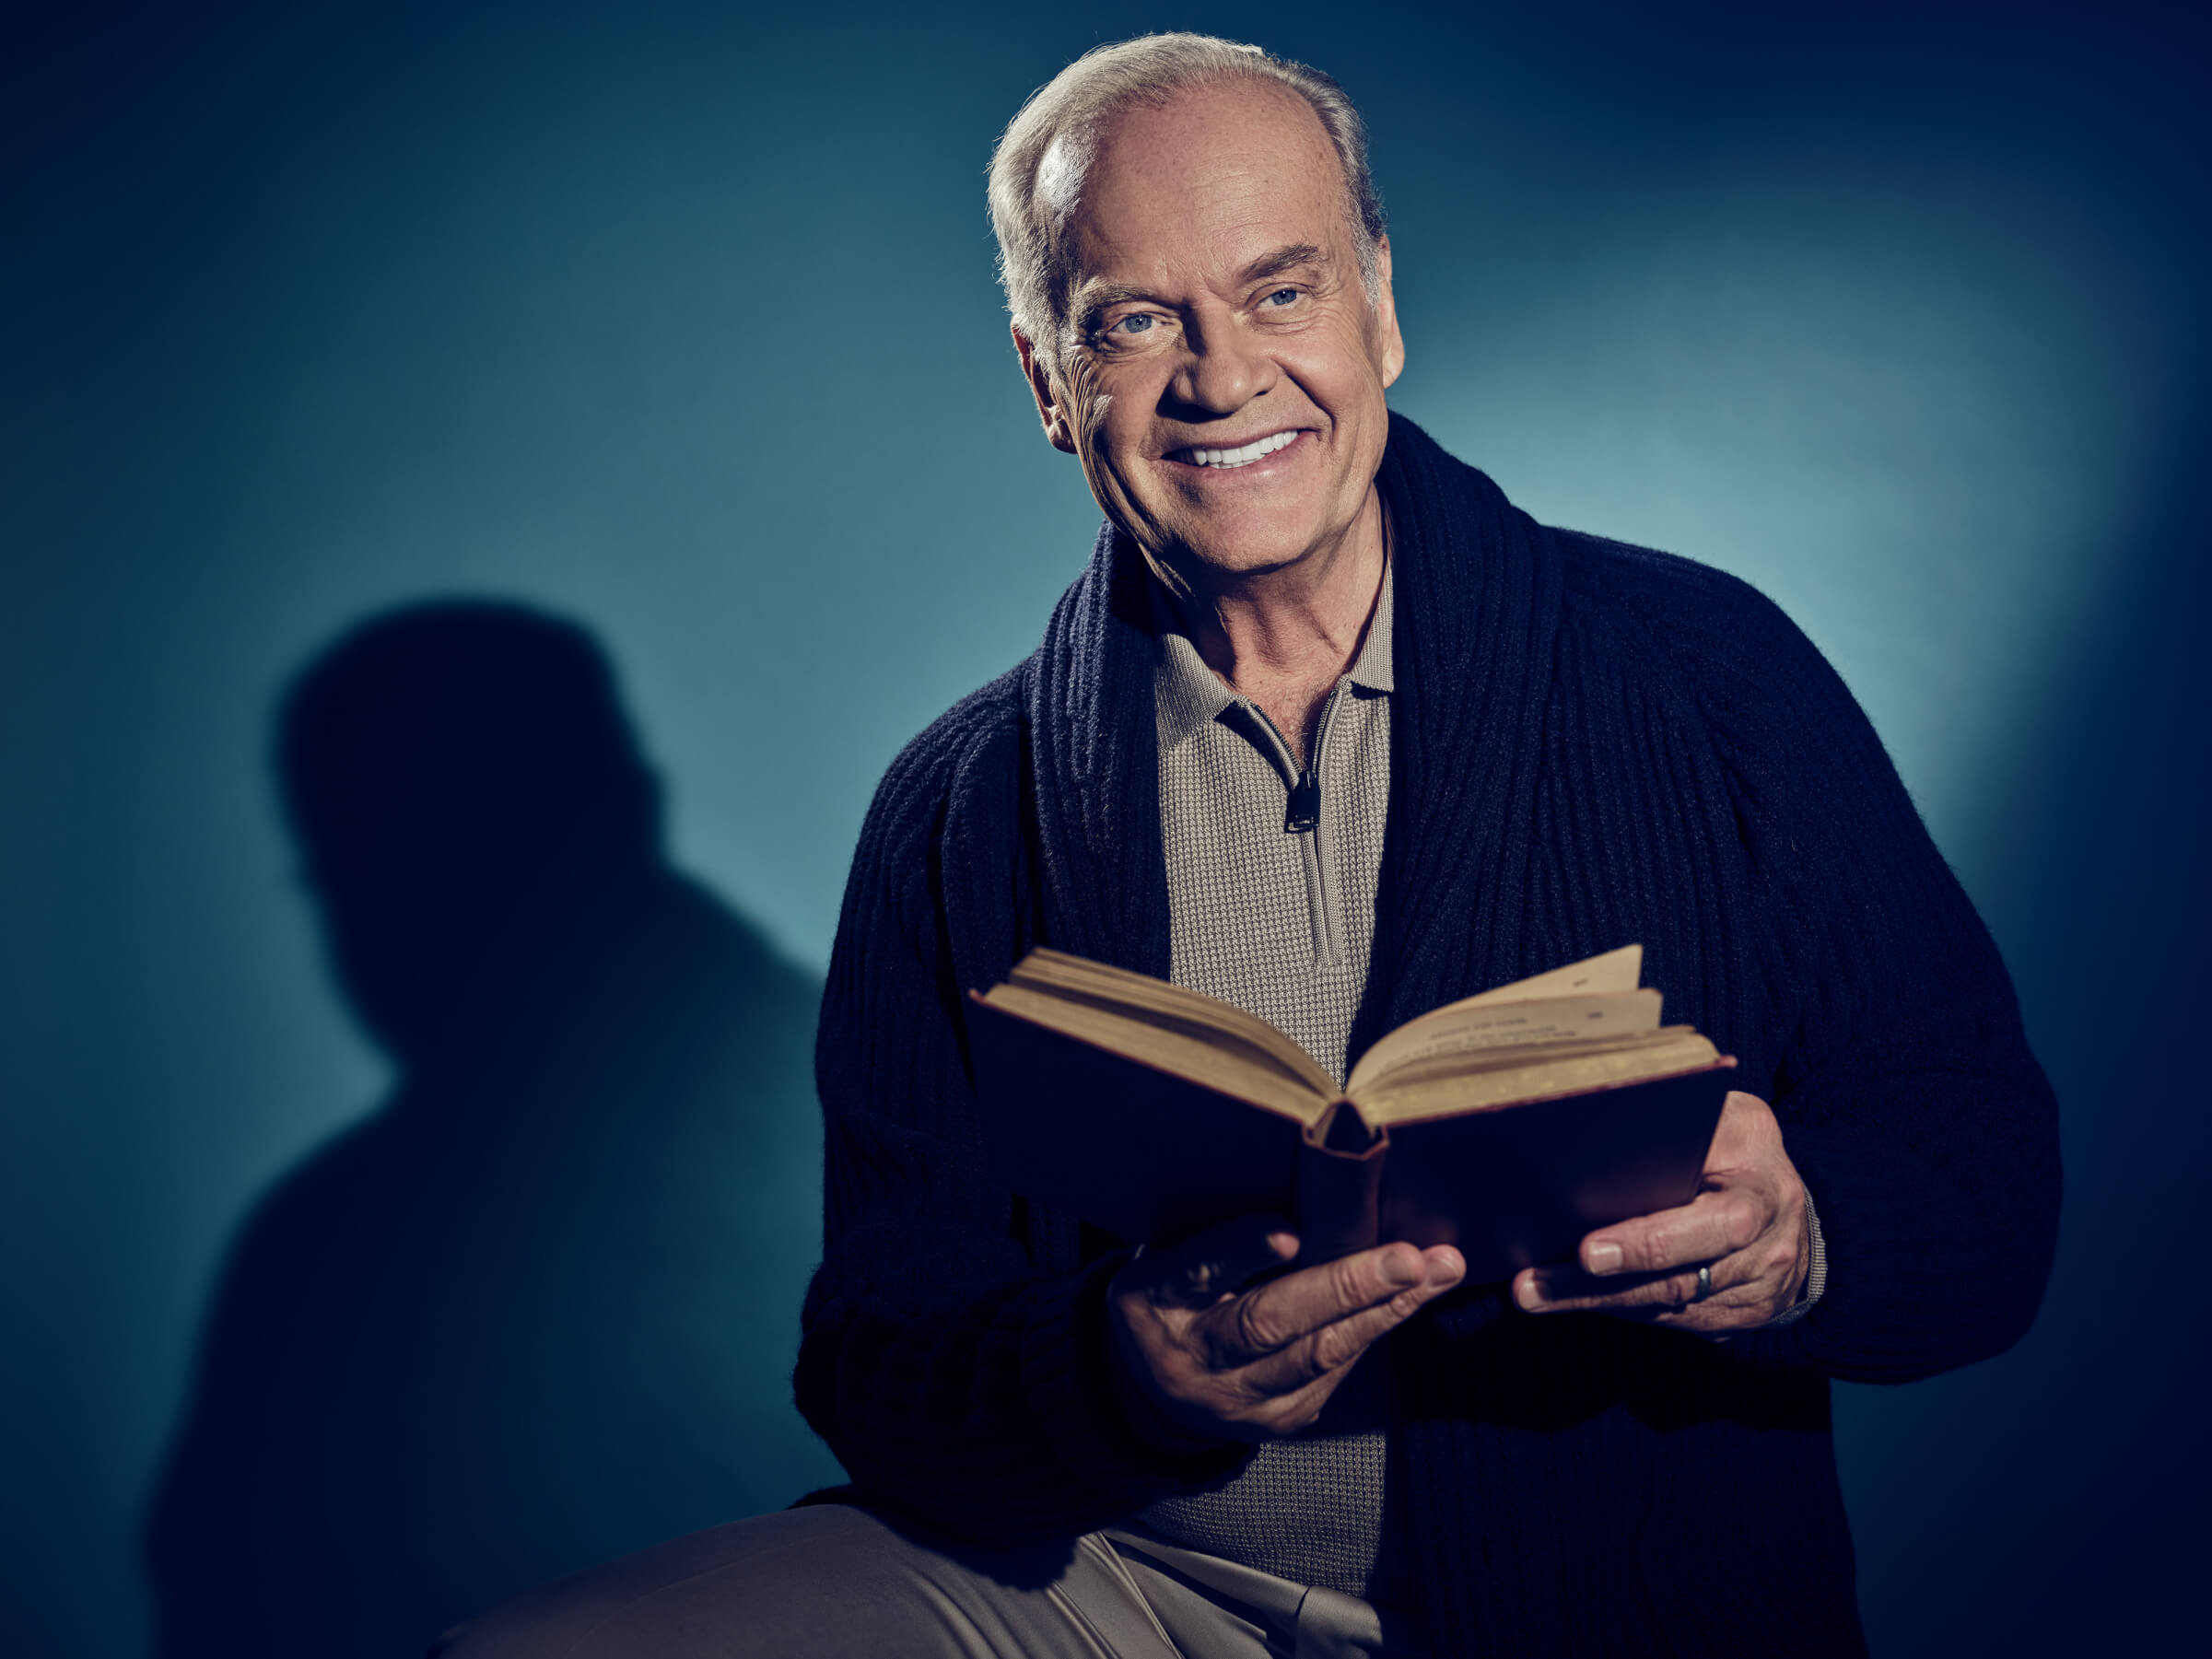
[1070,243,1335,330]
[1237,242,1329,286]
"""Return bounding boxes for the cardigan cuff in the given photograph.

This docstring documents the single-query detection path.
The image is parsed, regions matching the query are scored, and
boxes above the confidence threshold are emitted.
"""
[1017,1248,1251,1511]
[1757,1192,1827,1329]
[1729,1104,2053,1381]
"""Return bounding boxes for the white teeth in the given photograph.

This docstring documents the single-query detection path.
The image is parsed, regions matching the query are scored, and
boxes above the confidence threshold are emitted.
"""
[1182,430,1297,468]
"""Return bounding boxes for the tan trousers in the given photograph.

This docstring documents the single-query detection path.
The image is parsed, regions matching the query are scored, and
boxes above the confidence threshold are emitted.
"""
[435,1504,1411,1659]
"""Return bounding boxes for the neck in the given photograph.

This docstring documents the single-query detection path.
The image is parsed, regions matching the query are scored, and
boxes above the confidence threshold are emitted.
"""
[1152,489,1388,763]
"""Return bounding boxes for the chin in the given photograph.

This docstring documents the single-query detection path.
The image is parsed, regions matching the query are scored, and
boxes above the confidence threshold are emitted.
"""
[1182,540,1311,578]
[1169,513,1342,577]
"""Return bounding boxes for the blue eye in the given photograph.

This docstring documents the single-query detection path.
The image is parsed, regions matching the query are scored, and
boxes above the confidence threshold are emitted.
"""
[1260,287,1300,308]
[1112,313,1154,335]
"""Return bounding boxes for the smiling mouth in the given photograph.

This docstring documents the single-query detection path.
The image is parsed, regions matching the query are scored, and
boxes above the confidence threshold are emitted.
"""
[1167,430,1302,469]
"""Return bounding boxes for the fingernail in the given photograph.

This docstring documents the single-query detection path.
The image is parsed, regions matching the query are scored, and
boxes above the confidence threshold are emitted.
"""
[1383,1249,1423,1287]
[1425,1248,1465,1286]
[1516,1273,1549,1311]
[1586,1241,1623,1275]
[1266,1232,1300,1258]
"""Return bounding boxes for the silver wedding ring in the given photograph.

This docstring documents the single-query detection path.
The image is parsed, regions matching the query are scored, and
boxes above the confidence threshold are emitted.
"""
[1691,1264,1715,1302]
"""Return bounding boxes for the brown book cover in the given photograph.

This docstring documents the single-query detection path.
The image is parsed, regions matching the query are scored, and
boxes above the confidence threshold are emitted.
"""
[966,951,1734,1283]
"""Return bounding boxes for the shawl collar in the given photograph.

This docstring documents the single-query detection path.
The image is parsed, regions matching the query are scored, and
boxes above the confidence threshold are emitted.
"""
[1021,414,1565,1047]
[1359,413,1565,1045]
[1021,516,1173,978]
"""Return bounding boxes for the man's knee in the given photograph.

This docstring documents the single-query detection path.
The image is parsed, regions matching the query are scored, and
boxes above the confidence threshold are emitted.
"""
[432,1505,1143,1659]
[436,1508,883,1658]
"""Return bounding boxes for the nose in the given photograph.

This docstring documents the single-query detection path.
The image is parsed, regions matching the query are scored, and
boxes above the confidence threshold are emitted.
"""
[1171,310,1275,415]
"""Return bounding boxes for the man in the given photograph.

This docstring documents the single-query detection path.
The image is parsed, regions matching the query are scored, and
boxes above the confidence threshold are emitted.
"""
[448,32,2057,1657]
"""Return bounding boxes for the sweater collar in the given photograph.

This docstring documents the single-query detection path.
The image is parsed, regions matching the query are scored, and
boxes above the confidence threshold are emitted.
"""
[1151,557,1397,754]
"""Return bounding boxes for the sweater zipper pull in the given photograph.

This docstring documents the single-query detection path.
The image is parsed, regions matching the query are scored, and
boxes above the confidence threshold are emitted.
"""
[1286,767,1320,833]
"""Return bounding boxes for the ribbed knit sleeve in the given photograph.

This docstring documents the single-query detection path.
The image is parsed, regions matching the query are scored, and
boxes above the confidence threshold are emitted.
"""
[794,678,1247,1543]
[1609,544,2061,1382]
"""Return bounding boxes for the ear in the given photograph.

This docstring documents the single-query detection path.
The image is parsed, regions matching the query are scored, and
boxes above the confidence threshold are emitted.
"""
[1369,236,1405,390]
[1012,322,1079,454]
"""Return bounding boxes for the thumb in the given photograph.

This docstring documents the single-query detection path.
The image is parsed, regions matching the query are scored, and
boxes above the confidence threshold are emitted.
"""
[1131,1213,1299,1310]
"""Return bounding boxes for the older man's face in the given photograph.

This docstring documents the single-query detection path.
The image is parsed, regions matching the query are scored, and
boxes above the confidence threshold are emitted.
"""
[1020,78,1404,582]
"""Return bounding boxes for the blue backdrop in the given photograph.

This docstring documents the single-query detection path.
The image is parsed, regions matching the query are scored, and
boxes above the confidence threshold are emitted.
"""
[5,2,2205,1653]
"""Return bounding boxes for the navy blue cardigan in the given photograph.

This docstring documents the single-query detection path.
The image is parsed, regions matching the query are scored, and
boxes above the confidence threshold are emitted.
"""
[797,415,2059,1656]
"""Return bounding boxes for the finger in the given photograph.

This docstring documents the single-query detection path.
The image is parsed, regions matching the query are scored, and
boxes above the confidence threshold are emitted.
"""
[1516,1257,1747,1315]
[1200,1243,1462,1366]
[1576,1182,1770,1279]
[1132,1214,1299,1310]
[1235,1262,1460,1394]
[1521,1274,1775,1338]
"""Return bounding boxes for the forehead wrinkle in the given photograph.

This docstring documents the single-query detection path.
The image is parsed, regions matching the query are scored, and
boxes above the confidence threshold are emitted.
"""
[1055,85,1359,341]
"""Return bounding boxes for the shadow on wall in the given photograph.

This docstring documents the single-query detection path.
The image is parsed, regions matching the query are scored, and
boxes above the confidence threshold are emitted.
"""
[141,602,840,1657]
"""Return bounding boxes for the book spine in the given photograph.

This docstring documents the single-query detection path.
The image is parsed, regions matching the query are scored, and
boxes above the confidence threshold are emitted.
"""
[1295,1099,1386,1265]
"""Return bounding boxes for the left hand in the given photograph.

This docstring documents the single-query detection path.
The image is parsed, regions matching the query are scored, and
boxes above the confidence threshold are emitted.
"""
[1513,1090,1810,1337]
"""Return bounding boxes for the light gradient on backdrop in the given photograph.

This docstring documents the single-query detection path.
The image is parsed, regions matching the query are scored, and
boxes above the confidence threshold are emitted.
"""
[2,3,2201,1654]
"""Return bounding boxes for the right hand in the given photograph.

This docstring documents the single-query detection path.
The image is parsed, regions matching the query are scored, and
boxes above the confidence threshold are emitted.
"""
[1107,1215,1465,1446]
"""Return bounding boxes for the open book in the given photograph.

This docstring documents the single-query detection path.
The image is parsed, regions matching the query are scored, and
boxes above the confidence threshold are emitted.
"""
[966,945,1734,1281]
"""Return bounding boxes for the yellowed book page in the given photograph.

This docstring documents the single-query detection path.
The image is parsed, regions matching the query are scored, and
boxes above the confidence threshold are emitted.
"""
[1009,948,1338,1095]
[1350,1031,1719,1127]
[1346,988,1664,1093]
[1363,1027,1698,1087]
[982,982,1329,1126]
[1431,944,1644,1013]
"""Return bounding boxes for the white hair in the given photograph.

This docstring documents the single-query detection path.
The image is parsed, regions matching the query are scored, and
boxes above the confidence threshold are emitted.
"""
[987,33,1387,370]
